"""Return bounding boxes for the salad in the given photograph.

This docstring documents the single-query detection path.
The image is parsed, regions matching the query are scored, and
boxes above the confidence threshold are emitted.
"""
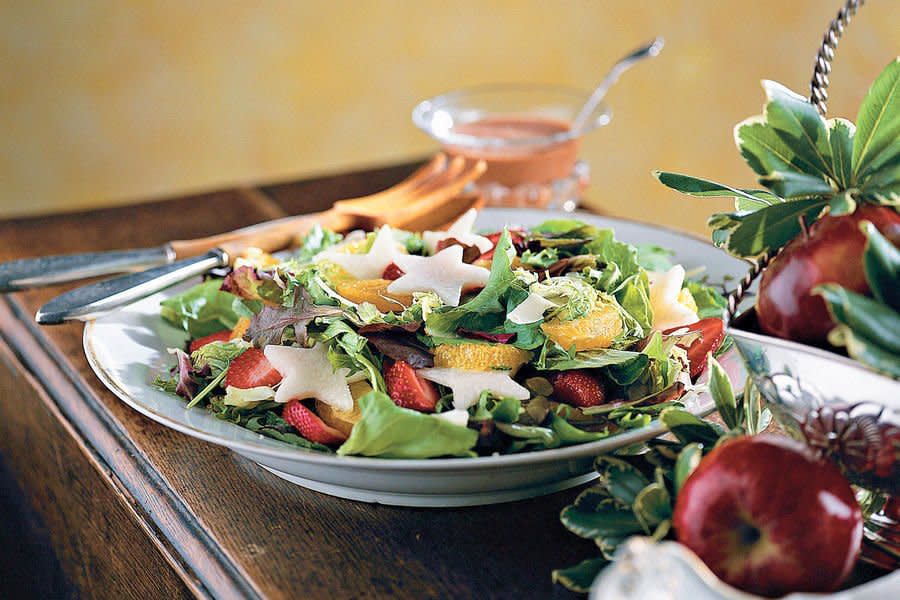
[155,209,728,459]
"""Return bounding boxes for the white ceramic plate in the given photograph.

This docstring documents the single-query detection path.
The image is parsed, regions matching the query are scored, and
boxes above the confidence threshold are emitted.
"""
[84,208,749,507]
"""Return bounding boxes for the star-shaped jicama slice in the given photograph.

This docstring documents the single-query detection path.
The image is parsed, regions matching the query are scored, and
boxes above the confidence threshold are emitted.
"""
[506,292,558,324]
[325,225,398,279]
[417,367,529,411]
[422,208,493,254]
[263,344,354,411]
[388,245,490,306]
[647,265,699,331]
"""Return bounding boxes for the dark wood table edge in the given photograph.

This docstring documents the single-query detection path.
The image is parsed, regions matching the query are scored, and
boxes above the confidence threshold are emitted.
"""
[0,295,262,599]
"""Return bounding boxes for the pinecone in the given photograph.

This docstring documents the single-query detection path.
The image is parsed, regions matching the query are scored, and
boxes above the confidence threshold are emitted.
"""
[800,404,885,475]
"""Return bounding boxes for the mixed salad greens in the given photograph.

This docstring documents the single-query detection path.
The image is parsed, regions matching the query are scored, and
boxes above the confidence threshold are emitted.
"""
[155,210,728,459]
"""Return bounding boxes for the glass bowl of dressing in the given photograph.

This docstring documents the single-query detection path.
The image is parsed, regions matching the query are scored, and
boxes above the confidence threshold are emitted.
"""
[412,84,611,211]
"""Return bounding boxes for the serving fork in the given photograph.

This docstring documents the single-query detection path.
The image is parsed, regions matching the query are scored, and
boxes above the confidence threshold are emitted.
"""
[30,154,485,324]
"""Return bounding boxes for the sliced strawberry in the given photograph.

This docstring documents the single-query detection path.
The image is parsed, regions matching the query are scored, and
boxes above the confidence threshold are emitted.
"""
[663,317,726,379]
[188,329,232,353]
[384,360,439,413]
[224,348,282,389]
[381,262,405,280]
[551,370,607,408]
[282,400,347,446]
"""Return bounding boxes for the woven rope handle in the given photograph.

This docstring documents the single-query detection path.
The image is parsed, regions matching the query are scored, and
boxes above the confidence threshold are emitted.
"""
[810,0,865,116]
[724,0,864,324]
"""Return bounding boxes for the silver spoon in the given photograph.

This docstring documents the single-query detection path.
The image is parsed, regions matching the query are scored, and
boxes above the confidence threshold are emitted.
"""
[571,36,665,133]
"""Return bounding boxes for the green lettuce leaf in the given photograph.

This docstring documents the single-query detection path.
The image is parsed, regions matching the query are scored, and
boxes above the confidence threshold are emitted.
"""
[161,280,257,338]
[209,398,332,452]
[337,391,477,458]
[294,225,343,263]
[683,280,727,319]
[190,340,248,376]
[616,272,653,333]
[636,244,674,272]
[531,219,586,235]
[315,319,385,391]
[549,413,609,445]
[425,230,515,336]
[539,346,646,372]
[519,247,559,269]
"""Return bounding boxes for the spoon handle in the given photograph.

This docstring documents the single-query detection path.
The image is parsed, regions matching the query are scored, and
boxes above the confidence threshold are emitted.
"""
[571,36,665,133]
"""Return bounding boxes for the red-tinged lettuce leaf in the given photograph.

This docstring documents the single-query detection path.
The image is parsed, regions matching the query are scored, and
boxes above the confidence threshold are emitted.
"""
[246,288,341,347]
[481,229,525,260]
[363,332,434,368]
[434,238,481,263]
[172,348,197,400]
[458,329,516,344]
[357,322,422,334]
[221,266,284,305]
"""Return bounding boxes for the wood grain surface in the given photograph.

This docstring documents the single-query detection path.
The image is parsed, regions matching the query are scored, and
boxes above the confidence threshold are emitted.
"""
[0,162,596,599]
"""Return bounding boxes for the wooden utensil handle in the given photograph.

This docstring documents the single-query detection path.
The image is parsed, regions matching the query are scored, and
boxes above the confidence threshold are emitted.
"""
[169,210,355,262]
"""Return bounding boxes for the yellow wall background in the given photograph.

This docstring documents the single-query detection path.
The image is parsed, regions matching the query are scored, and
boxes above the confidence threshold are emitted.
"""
[1,1,898,235]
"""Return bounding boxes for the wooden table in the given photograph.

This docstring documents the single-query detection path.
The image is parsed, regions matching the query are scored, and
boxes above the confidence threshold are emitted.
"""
[0,162,597,599]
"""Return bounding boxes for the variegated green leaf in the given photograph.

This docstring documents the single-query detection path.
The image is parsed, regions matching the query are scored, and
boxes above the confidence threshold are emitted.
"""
[560,501,644,539]
[552,557,608,593]
[861,220,900,311]
[710,198,827,258]
[828,118,855,189]
[829,191,857,216]
[707,355,737,429]
[763,80,835,182]
[854,58,900,181]
[674,443,703,494]
[816,284,900,356]
[595,456,650,507]
[659,408,723,445]
[632,482,672,533]
[653,171,783,208]
[758,171,834,199]
[734,117,824,181]
[828,324,900,379]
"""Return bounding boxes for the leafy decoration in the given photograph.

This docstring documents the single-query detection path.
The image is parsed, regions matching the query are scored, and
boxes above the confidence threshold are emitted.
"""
[553,358,770,593]
[853,58,900,180]
[814,220,900,379]
[656,58,900,259]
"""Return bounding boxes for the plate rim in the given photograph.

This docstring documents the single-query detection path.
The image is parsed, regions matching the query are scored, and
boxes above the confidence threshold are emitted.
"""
[84,210,738,471]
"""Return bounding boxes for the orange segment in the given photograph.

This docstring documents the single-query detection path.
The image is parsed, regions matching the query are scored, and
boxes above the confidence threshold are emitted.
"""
[230,317,251,340]
[315,381,369,436]
[433,343,531,375]
[541,304,623,351]
[334,279,413,312]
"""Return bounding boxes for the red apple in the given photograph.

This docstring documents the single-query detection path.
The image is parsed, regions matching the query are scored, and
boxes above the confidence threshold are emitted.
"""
[756,205,900,343]
[673,435,862,597]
